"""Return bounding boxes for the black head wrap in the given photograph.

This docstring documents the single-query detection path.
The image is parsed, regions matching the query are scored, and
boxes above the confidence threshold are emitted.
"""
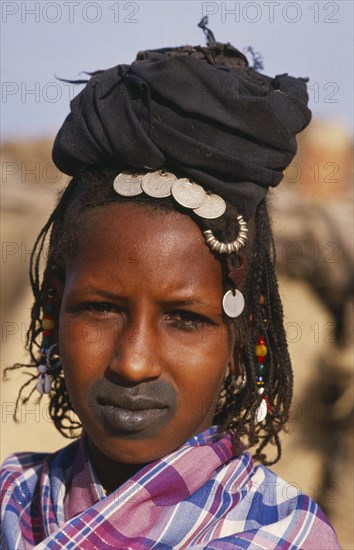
[52,42,311,219]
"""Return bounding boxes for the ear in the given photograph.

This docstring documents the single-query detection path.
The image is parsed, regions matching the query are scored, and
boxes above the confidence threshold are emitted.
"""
[228,340,243,378]
[42,268,65,302]
[41,268,65,341]
[225,317,243,377]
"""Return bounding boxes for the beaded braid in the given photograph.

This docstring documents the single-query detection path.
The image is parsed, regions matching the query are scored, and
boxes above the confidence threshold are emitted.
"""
[5,168,293,464]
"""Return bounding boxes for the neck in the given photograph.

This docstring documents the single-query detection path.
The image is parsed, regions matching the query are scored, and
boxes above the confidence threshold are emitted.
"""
[87,438,148,494]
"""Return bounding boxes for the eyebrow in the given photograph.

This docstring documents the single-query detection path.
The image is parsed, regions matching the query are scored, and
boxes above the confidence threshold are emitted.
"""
[68,287,120,299]
[160,299,222,314]
[68,287,222,314]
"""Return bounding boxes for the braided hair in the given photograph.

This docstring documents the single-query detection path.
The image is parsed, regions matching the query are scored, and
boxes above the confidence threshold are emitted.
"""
[6,167,293,465]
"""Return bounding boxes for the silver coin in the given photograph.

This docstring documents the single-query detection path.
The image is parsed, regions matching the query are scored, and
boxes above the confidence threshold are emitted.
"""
[113,172,144,196]
[141,171,176,198]
[171,178,206,209]
[222,289,245,318]
[193,193,226,219]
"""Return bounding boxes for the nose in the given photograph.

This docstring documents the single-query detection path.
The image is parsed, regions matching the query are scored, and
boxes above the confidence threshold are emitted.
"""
[108,317,162,383]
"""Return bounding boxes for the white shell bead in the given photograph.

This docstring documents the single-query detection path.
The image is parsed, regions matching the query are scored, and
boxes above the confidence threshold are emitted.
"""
[43,374,51,394]
[36,377,44,394]
[255,398,268,423]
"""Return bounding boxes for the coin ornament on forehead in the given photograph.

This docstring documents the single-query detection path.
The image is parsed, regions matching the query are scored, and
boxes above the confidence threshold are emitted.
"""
[112,169,248,258]
[141,170,176,198]
[113,171,144,196]
[193,193,226,219]
[171,178,206,209]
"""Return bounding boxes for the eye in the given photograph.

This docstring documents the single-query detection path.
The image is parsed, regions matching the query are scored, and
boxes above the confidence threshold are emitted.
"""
[165,310,214,331]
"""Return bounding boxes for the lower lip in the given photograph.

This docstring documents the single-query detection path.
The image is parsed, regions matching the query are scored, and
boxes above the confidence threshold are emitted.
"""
[97,403,168,432]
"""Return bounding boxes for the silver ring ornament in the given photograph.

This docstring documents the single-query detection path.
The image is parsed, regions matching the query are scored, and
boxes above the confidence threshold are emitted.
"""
[203,215,248,255]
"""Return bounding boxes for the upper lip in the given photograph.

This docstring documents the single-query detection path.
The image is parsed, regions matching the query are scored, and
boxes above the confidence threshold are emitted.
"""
[97,394,167,411]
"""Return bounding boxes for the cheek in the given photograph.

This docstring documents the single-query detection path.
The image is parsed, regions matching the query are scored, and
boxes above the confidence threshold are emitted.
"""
[59,315,116,393]
[164,325,230,402]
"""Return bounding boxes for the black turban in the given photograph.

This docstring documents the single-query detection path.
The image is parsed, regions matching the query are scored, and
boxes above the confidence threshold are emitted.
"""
[52,43,311,219]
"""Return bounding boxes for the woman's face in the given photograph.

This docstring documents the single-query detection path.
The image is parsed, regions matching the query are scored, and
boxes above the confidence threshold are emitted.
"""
[57,203,235,465]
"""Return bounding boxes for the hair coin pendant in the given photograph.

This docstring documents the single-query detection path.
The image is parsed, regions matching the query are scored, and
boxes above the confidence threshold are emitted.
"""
[222,289,245,318]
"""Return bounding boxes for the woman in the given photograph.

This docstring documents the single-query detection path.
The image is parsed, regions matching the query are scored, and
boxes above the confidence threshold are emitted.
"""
[1,36,341,549]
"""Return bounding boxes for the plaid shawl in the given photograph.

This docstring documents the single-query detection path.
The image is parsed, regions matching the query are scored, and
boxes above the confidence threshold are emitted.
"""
[1,427,340,549]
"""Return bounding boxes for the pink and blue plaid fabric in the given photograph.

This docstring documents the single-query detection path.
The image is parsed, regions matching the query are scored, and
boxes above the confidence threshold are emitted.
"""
[1,427,340,549]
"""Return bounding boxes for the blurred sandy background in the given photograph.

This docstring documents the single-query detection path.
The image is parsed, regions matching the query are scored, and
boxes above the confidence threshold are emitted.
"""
[1,124,353,547]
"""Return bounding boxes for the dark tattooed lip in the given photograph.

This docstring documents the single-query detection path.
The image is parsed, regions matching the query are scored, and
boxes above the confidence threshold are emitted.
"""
[96,403,168,432]
[97,395,167,411]
[89,378,178,434]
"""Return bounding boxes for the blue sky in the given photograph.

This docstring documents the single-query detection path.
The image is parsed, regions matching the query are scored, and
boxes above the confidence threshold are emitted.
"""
[1,0,353,140]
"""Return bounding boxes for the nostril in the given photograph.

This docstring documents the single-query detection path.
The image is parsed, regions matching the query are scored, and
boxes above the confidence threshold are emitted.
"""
[107,352,162,383]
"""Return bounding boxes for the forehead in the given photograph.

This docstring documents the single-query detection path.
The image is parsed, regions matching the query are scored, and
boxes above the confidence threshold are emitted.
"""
[68,202,223,290]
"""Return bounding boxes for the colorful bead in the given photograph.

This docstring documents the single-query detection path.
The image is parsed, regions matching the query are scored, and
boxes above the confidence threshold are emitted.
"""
[43,303,54,315]
[256,363,266,377]
[42,336,51,348]
[255,344,267,356]
[42,318,55,330]
[255,329,269,421]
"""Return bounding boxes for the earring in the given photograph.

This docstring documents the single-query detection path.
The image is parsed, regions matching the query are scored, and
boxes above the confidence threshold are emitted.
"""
[46,343,61,370]
[36,289,61,395]
[230,363,247,393]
